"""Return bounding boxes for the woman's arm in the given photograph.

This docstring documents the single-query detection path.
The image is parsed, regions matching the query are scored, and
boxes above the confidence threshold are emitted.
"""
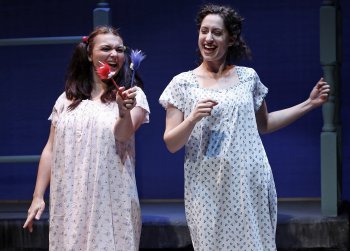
[114,107,146,141]
[23,124,55,232]
[164,99,217,153]
[256,78,330,134]
[114,87,147,142]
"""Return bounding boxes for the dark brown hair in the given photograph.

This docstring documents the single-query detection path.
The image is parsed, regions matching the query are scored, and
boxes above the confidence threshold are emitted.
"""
[65,25,143,110]
[196,4,251,63]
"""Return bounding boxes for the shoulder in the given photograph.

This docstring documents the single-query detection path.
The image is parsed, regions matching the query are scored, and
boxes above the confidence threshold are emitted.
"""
[57,92,68,101]
[134,87,150,115]
[236,66,261,84]
[50,92,69,122]
[135,86,148,102]
[135,86,146,95]
[170,71,194,85]
[54,92,72,109]
[236,66,257,76]
[54,92,66,104]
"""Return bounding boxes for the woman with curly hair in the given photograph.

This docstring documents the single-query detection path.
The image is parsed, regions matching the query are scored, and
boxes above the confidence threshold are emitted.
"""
[159,4,329,250]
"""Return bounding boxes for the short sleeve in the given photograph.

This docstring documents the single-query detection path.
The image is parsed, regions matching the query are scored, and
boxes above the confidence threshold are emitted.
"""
[135,87,150,124]
[48,92,68,127]
[252,70,268,112]
[159,75,186,113]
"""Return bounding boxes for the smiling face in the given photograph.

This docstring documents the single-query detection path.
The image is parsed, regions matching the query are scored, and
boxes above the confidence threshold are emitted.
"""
[198,14,234,64]
[88,33,126,75]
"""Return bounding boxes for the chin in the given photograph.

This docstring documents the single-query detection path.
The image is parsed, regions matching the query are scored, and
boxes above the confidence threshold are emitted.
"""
[203,57,219,63]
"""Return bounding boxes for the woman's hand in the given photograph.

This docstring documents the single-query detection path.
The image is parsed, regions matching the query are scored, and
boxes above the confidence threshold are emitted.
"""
[188,99,218,124]
[256,77,331,134]
[23,197,46,233]
[116,87,137,117]
[308,77,330,107]
[163,98,217,153]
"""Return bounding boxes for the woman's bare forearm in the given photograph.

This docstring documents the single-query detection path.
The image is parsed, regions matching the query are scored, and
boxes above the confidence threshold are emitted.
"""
[164,116,196,153]
[32,125,55,199]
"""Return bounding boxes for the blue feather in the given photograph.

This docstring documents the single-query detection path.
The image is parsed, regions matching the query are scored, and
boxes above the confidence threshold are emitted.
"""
[130,49,146,87]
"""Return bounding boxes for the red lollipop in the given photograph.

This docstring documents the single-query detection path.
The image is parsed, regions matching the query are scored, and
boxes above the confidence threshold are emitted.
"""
[96,61,125,98]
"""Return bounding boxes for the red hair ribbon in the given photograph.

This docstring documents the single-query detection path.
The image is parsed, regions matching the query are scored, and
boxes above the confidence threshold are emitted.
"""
[82,36,88,44]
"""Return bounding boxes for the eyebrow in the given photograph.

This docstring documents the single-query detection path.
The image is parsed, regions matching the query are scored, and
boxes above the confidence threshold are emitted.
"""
[201,26,223,30]
[99,44,125,48]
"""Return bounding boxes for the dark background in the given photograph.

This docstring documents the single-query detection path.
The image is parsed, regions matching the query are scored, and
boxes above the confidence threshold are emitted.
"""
[0,0,349,201]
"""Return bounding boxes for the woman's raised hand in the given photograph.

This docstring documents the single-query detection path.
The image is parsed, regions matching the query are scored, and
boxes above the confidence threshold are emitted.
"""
[188,98,218,124]
[308,77,330,107]
[116,87,137,116]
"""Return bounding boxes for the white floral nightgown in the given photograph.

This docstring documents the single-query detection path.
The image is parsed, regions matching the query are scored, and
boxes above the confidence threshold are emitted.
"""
[49,87,150,251]
[159,67,277,251]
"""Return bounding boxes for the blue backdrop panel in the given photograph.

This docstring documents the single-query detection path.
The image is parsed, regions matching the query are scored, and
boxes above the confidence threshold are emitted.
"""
[0,0,349,200]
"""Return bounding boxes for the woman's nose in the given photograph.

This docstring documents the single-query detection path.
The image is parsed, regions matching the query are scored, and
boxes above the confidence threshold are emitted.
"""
[205,32,214,41]
[110,49,118,57]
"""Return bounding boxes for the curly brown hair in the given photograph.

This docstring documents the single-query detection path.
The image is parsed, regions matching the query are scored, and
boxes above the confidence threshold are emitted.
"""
[196,4,251,64]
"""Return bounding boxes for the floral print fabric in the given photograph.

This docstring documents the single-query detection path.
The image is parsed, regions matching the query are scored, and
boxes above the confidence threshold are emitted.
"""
[49,87,150,251]
[159,67,277,251]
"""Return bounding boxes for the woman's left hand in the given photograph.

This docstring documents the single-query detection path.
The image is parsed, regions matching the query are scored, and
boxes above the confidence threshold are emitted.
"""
[116,87,137,115]
[309,77,330,107]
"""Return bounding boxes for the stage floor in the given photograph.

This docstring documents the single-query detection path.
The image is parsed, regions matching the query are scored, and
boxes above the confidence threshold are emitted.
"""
[0,200,348,250]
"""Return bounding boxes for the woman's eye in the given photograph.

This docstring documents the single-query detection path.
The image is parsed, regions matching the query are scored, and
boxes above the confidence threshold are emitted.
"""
[116,47,125,53]
[212,30,223,36]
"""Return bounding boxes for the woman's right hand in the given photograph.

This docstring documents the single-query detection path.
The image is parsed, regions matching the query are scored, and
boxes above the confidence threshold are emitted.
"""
[188,98,218,124]
[116,87,137,117]
[23,197,46,233]
[163,98,218,153]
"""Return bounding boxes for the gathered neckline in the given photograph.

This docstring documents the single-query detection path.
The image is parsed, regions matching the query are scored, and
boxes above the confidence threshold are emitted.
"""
[190,66,242,91]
